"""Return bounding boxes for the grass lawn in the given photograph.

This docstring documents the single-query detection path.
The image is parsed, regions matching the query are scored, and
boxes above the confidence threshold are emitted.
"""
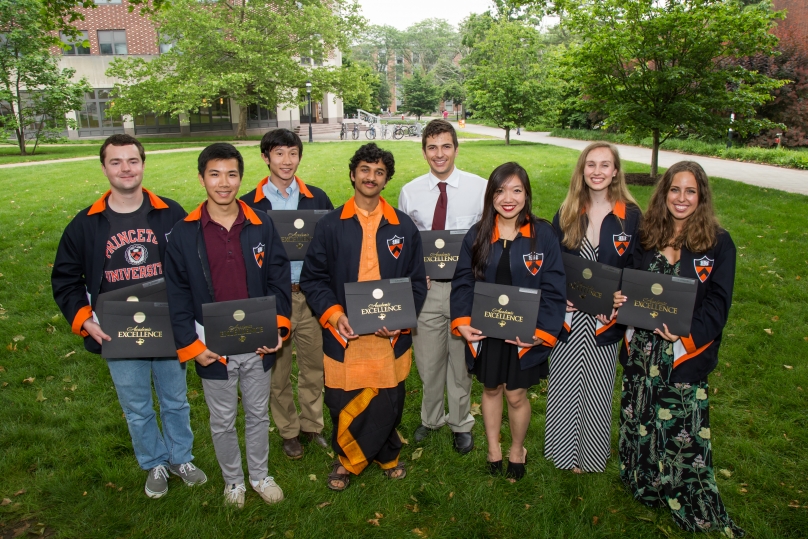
[0,140,806,538]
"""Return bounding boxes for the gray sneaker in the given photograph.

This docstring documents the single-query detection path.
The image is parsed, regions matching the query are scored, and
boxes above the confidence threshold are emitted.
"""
[145,465,169,498]
[169,462,207,486]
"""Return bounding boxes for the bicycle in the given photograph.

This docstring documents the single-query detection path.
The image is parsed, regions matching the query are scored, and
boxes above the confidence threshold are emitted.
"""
[365,124,376,140]
[340,122,347,140]
[352,123,360,140]
[392,124,406,140]
[379,123,390,140]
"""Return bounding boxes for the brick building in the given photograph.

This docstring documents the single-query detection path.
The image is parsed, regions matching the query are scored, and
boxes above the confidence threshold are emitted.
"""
[56,0,343,138]
[774,0,808,43]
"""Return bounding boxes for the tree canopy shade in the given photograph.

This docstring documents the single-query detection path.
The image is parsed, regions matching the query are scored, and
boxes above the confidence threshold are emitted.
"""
[554,0,785,178]
[463,20,549,144]
[400,70,441,120]
[106,0,367,138]
[0,0,91,155]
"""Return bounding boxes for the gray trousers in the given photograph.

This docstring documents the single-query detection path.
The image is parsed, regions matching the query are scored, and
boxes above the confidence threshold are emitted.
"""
[412,281,475,433]
[201,353,271,485]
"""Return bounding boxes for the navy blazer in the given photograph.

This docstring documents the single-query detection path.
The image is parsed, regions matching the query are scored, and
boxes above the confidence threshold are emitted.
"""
[552,200,642,346]
[450,217,567,371]
[618,229,736,382]
[240,176,334,212]
[164,200,292,380]
[299,197,428,362]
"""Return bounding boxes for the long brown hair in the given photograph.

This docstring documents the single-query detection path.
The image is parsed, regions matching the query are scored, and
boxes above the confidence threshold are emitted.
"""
[558,142,637,249]
[471,162,536,280]
[640,161,720,253]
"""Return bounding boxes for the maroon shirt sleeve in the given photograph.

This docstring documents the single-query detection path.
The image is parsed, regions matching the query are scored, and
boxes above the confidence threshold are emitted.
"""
[201,204,250,302]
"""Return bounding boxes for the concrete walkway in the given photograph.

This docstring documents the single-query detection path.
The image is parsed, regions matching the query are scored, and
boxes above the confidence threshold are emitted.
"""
[456,123,808,196]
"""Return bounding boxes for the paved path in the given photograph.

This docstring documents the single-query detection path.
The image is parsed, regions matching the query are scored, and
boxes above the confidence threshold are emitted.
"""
[456,123,808,195]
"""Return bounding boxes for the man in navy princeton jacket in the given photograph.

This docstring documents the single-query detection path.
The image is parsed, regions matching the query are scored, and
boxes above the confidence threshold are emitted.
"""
[164,143,291,508]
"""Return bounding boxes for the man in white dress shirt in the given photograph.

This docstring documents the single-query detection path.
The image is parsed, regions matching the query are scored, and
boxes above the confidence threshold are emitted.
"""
[398,119,488,453]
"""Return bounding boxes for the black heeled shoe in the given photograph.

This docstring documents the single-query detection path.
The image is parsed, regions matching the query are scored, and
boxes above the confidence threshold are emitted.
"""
[488,460,503,476]
[506,449,528,481]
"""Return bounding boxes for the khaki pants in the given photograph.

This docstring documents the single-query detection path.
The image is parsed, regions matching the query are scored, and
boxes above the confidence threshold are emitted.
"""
[270,290,325,439]
[412,281,474,433]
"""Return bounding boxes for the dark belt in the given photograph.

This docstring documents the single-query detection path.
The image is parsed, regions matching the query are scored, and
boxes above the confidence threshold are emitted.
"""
[291,283,301,292]
[432,278,452,283]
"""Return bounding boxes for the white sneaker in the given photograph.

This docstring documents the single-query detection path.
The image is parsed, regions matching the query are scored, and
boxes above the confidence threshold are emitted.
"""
[223,483,246,509]
[250,476,284,504]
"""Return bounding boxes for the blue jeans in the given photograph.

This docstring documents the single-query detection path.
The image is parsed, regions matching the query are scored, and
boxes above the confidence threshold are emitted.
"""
[106,358,194,470]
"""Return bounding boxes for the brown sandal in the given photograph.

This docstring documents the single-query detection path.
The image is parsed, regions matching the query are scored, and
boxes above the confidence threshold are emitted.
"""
[327,461,350,491]
[382,462,407,480]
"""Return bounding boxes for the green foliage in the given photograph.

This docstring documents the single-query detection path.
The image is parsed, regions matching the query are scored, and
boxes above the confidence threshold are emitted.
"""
[463,20,550,144]
[400,70,441,120]
[106,0,367,138]
[554,0,787,177]
[0,0,91,156]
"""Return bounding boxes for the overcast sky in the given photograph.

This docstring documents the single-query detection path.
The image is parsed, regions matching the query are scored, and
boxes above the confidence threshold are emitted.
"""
[355,0,496,30]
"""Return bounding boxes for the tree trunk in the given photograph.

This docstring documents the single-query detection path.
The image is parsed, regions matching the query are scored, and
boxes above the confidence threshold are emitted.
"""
[505,127,510,145]
[15,128,26,156]
[236,104,247,139]
[651,128,660,180]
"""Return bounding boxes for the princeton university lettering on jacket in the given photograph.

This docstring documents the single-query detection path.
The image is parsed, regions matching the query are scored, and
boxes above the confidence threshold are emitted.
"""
[619,229,736,382]
[239,176,334,212]
[164,200,292,380]
[51,189,187,354]
[450,219,567,371]
[299,198,428,362]
[552,200,642,346]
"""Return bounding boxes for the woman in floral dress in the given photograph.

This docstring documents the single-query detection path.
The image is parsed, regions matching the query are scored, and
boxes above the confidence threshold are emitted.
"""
[612,161,743,537]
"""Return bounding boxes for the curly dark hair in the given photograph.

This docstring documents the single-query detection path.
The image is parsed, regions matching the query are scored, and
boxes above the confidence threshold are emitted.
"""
[348,143,395,184]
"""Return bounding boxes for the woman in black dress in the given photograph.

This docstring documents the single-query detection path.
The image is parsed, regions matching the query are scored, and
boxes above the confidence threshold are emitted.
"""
[450,162,566,480]
[613,161,743,536]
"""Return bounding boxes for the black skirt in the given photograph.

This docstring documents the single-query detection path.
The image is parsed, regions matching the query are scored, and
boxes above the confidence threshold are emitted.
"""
[471,239,549,390]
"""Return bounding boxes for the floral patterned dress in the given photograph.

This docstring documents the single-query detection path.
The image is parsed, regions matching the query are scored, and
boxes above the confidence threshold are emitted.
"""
[618,253,744,538]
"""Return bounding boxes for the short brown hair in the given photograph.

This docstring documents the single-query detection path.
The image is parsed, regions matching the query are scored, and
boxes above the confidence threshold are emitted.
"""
[100,134,146,165]
[421,119,458,150]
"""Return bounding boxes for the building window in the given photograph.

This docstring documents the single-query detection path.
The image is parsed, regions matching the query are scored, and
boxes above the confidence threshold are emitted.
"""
[158,33,176,54]
[77,89,124,136]
[94,0,122,4]
[60,31,90,55]
[98,30,127,55]
[189,97,231,132]
[246,104,278,129]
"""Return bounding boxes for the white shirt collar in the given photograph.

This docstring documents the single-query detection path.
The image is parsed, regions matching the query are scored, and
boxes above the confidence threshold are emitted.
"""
[427,166,461,191]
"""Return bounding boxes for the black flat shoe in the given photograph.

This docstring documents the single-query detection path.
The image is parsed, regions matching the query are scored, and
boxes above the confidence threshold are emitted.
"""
[488,460,503,476]
[506,448,528,481]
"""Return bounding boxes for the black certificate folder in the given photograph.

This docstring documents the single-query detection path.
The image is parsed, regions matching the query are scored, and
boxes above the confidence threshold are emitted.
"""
[202,296,278,356]
[95,278,167,325]
[420,230,467,279]
[101,301,176,359]
[267,210,329,261]
[618,269,697,335]
[471,282,541,342]
[562,253,622,317]
[344,278,418,335]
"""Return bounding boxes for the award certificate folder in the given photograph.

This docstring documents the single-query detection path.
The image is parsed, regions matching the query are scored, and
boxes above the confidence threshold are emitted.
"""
[562,253,622,317]
[420,229,467,279]
[344,278,418,335]
[101,301,176,359]
[95,278,167,326]
[201,296,278,356]
[267,209,330,261]
[618,268,697,335]
[471,282,541,342]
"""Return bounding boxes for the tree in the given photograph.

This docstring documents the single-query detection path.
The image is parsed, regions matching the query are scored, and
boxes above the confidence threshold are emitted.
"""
[554,0,786,178]
[463,20,550,144]
[0,0,91,155]
[400,70,440,120]
[107,0,367,138]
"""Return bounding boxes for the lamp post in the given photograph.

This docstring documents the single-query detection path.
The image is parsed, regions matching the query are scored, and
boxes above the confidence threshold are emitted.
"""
[306,80,313,143]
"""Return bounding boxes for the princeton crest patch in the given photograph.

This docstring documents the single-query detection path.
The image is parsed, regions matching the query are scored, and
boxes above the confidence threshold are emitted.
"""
[613,233,631,256]
[387,235,403,259]
[253,243,265,268]
[523,252,543,276]
[694,256,714,283]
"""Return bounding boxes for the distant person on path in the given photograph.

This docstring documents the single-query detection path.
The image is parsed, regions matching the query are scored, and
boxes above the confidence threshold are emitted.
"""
[164,143,291,508]
[398,119,487,453]
[300,143,427,491]
[544,142,641,474]
[51,134,207,499]
[241,129,334,460]
[443,110,449,120]
[451,162,566,480]
[612,161,743,536]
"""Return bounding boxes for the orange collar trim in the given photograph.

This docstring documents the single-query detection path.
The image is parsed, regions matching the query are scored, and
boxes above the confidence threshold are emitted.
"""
[581,199,627,219]
[340,196,399,225]
[253,176,313,203]
[185,199,262,225]
[490,215,532,243]
[88,188,168,215]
